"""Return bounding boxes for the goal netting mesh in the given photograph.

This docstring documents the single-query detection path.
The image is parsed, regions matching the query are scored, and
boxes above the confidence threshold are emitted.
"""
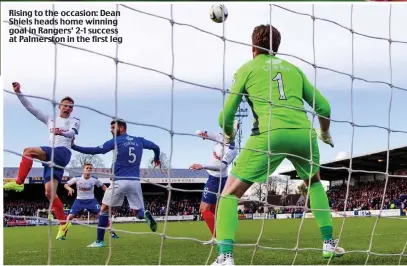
[3,2,407,265]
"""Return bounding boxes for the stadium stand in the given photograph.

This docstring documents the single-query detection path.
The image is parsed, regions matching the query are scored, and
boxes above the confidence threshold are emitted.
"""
[3,168,208,226]
[4,146,407,226]
[278,146,407,216]
[280,145,407,182]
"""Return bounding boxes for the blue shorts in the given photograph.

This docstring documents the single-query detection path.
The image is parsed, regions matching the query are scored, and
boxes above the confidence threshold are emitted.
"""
[40,146,71,183]
[201,175,228,205]
[69,199,101,215]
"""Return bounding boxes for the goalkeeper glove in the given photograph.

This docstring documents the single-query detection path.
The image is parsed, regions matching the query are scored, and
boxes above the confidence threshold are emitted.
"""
[316,129,334,148]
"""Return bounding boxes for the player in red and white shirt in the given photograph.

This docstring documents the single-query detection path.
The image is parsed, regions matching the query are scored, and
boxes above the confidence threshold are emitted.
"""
[4,82,80,240]
[189,123,238,239]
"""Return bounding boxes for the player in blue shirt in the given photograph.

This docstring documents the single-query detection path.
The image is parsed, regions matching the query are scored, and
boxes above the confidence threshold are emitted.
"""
[72,119,161,248]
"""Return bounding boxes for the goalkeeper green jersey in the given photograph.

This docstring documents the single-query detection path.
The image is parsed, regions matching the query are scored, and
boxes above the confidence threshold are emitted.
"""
[219,54,331,135]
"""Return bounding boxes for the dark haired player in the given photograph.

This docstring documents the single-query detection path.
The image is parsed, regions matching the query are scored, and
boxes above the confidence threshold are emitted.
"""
[72,119,160,248]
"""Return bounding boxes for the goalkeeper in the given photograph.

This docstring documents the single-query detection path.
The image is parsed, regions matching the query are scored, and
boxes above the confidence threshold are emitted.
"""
[212,24,344,265]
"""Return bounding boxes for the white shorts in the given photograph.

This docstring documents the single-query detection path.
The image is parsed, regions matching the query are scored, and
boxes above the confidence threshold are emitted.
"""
[102,180,144,210]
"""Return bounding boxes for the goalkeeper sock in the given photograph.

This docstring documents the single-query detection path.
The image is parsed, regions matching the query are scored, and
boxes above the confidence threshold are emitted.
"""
[97,212,109,242]
[216,194,238,255]
[17,156,33,185]
[51,197,67,226]
[202,209,215,236]
[309,181,333,241]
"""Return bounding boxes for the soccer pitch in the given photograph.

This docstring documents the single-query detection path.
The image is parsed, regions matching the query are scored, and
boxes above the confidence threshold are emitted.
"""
[4,217,406,265]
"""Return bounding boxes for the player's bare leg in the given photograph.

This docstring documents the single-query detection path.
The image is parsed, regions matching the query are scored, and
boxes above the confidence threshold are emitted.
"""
[45,179,71,240]
[213,175,252,266]
[4,147,47,192]
[303,172,345,259]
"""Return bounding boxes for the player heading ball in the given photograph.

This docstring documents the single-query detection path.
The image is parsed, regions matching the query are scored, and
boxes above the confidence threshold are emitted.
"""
[4,82,80,240]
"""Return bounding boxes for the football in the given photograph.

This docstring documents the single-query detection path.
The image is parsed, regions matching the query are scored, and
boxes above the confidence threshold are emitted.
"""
[210,4,228,23]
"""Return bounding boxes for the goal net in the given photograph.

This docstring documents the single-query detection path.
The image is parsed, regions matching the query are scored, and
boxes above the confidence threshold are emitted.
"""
[2,2,407,265]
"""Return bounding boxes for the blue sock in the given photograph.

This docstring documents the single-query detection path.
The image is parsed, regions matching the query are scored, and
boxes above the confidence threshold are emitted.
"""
[137,209,145,220]
[97,212,109,242]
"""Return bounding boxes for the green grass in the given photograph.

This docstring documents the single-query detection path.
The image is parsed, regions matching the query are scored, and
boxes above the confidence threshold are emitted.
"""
[4,217,407,265]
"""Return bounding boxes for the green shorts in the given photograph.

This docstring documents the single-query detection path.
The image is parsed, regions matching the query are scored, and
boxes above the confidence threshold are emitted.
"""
[231,128,319,183]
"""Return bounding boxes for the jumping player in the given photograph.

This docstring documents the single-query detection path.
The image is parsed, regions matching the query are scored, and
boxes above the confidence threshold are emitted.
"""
[4,82,80,240]
[189,126,238,239]
[71,119,161,248]
[61,163,119,240]
[212,25,345,265]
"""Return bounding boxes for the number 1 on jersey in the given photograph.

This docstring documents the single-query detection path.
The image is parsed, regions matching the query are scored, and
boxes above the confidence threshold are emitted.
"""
[128,147,137,163]
[273,72,286,100]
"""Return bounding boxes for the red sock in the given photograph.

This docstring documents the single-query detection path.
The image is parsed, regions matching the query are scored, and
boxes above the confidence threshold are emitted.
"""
[52,197,67,225]
[202,210,216,237]
[17,156,33,185]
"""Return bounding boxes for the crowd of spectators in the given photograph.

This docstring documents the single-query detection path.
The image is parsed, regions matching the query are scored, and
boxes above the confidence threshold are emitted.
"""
[327,178,407,211]
[109,193,201,218]
[4,179,406,222]
[4,193,201,221]
[237,178,407,215]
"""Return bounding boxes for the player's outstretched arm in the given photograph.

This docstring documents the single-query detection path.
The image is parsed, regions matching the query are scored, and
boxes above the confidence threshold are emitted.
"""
[142,138,161,167]
[195,143,238,171]
[218,69,247,137]
[195,130,224,143]
[142,138,160,160]
[12,82,48,125]
[201,161,225,171]
[72,139,115,155]
[189,161,225,171]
